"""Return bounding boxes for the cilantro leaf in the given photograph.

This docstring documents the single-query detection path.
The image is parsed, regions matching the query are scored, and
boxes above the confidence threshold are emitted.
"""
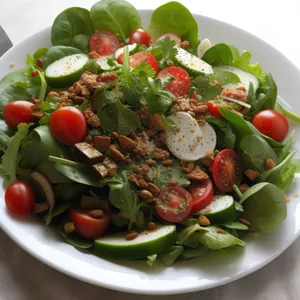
[132,62,156,78]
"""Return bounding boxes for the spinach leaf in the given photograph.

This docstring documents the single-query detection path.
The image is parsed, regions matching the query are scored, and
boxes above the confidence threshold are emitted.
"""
[100,171,140,230]
[240,134,277,172]
[55,163,102,187]
[90,0,142,43]
[219,107,283,148]
[222,221,249,231]
[60,222,94,249]
[54,183,88,203]
[213,69,240,85]
[199,226,245,249]
[191,76,222,101]
[36,162,71,184]
[181,245,208,259]
[96,90,141,136]
[51,7,94,53]
[258,150,297,190]
[205,115,236,149]
[150,160,190,189]
[147,2,199,48]
[161,245,184,266]
[258,73,277,110]
[277,130,295,163]
[19,125,70,169]
[240,183,287,232]
[0,123,32,187]
[44,46,82,67]
[44,203,70,226]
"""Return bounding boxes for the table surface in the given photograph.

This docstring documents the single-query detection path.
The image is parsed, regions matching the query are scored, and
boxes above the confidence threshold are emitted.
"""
[0,1,300,299]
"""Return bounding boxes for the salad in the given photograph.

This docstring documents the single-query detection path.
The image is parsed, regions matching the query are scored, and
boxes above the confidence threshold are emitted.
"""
[0,0,299,266]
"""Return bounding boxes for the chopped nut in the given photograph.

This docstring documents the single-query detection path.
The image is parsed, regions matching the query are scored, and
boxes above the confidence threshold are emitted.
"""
[88,209,104,218]
[187,167,209,181]
[264,158,275,170]
[147,114,165,133]
[138,179,148,189]
[201,152,214,168]
[148,183,160,196]
[109,145,126,162]
[88,51,100,59]
[119,135,137,153]
[168,179,179,186]
[112,132,119,139]
[142,165,151,173]
[64,222,75,234]
[145,159,156,166]
[139,190,153,199]
[239,184,249,193]
[94,136,111,152]
[153,148,170,160]
[239,217,251,227]
[147,222,156,231]
[47,91,59,98]
[181,161,194,173]
[198,215,210,226]
[74,142,104,164]
[73,82,83,95]
[33,202,49,214]
[244,169,260,181]
[126,231,139,240]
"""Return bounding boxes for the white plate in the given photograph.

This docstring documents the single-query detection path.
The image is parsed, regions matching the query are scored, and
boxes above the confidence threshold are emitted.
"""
[1,9,300,295]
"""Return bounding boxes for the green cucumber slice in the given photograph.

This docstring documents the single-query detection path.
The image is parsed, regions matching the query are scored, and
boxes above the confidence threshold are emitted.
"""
[94,225,176,259]
[194,195,237,224]
[174,48,213,76]
[45,53,89,88]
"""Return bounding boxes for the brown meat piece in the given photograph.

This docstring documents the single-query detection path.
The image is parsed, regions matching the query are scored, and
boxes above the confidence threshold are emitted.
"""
[221,87,247,102]
[103,158,118,176]
[187,167,209,181]
[94,136,111,152]
[84,108,101,128]
[119,135,137,153]
[74,142,104,164]
[92,163,109,179]
[147,114,165,133]
[171,97,208,119]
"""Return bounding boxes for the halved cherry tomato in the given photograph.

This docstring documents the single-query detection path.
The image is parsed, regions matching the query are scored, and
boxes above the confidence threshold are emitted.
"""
[252,109,289,142]
[128,51,159,73]
[90,30,121,56]
[157,33,182,47]
[157,67,191,97]
[188,179,214,213]
[3,100,34,128]
[207,101,224,118]
[211,149,243,192]
[128,29,151,47]
[156,187,193,223]
[69,206,111,239]
[49,107,87,146]
[5,181,35,215]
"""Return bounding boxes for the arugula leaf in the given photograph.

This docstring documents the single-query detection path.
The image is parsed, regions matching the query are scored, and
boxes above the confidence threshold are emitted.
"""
[257,73,277,110]
[150,160,190,189]
[191,76,222,101]
[199,226,245,249]
[147,1,199,48]
[205,115,236,149]
[276,103,300,124]
[150,37,178,68]
[101,171,140,230]
[240,183,287,232]
[0,123,32,187]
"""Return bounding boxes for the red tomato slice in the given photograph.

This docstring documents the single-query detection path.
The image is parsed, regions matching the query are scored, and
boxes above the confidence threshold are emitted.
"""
[157,33,182,47]
[128,29,151,47]
[129,51,159,73]
[157,67,191,97]
[49,107,87,146]
[188,179,214,213]
[3,100,34,128]
[68,206,111,239]
[90,30,121,56]
[207,101,224,118]
[252,109,289,142]
[211,149,243,192]
[5,181,35,215]
[156,187,193,223]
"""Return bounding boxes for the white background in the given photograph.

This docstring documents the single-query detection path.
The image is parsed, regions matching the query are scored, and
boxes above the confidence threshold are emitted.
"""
[0,1,300,299]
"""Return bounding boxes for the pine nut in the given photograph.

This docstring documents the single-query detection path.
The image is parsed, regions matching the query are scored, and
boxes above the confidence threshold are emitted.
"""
[216,229,226,234]
[162,159,173,166]
[239,217,251,227]
[198,215,210,226]
[147,222,156,230]
[244,169,260,181]
[264,158,275,170]
[148,183,160,196]
[284,194,290,203]
[139,190,153,199]
[239,184,249,193]
[126,231,139,240]
[88,209,103,218]
[64,222,75,234]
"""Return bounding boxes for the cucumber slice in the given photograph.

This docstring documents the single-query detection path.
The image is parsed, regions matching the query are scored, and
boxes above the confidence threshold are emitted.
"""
[194,195,237,224]
[96,56,121,71]
[214,65,260,92]
[114,43,138,59]
[45,53,89,88]
[94,225,176,259]
[175,48,213,76]
[197,39,212,58]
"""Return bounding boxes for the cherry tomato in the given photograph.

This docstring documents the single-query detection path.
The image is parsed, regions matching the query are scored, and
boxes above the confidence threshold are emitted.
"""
[128,29,151,47]
[252,109,289,142]
[90,30,121,56]
[129,51,159,73]
[157,33,182,47]
[207,101,224,118]
[68,206,111,239]
[3,101,34,128]
[5,181,35,215]
[188,179,214,213]
[156,187,193,223]
[157,67,191,97]
[211,149,243,192]
[49,107,87,146]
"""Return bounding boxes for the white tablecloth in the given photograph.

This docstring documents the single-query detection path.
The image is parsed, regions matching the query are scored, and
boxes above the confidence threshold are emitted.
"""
[0,1,300,299]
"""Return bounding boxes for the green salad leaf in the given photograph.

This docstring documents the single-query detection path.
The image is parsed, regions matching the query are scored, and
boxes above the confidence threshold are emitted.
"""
[161,245,184,266]
[277,130,295,163]
[51,7,94,53]
[276,103,300,124]
[146,254,158,266]
[191,76,222,101]
[222,221,249,231]
[90,0,142,43]
[147,1,199,49]
[0,130,10,152]
[213,69,240,85]
[181,245,208,259]
[240,183,287,232]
